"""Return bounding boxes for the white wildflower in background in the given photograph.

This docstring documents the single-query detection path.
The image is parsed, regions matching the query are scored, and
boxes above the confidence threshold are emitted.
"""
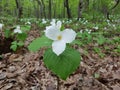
[14,26,22,34]
[112,24,116,29]
[83,20,88,24]
[88,30,91,34]
[93,26,99,30]
[50,19,56,25]
[0,23,4,30]
[85,29,89,32]
[45,21,76,56]
[25,21,31,25]
[104,27,107,30]
[62,20,65,23]
[42,19,47,24]
[80,30,83,33]
[76,24,78,26]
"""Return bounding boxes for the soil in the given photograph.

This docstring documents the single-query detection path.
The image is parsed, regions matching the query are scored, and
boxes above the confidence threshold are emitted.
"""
[0,37,13,54]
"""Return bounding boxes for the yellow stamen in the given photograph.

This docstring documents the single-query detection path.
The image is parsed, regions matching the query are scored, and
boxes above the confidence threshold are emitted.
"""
[57,35,62,40]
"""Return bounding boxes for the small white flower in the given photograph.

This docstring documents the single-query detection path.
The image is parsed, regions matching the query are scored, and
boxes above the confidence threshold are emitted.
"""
[25,21,31,25]
[85,29,89,32]
[0,23,4,30]
[112,24,116,27]
[14,26,22,34]
[104,27,107,30]
[80,30,83,33]
[93,26,99,30]
[62,20,65,23]
[45,21,76,56]
[76,24,78,26]
[42,19,47,24]
[50,19,56,25]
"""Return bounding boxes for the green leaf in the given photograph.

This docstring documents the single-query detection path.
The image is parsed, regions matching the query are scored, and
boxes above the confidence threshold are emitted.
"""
[4,29,11,38]
[10,44,17,51]
[28,36,52,52]
[94,73,100,78]
[17,33,27,41]
[11,41,17,45]
[21,25,31,31]
[95,35,106,45]
[17,41,24,46]
[72,39,83,46]
[43,47,81,80]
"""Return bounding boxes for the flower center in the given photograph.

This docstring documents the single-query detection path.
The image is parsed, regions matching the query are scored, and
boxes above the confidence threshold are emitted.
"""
[57,35,62,40]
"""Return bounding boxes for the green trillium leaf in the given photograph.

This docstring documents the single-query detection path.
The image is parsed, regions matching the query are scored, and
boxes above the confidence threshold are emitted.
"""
[28,36,52,52]
[43,47,81,80]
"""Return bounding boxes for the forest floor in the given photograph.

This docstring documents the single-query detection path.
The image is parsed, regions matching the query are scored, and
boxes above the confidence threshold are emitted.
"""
[0,23,120,90]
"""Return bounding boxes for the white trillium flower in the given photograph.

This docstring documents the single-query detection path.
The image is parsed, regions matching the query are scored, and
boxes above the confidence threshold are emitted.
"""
[45,21,76,56]
[14,26,22,34]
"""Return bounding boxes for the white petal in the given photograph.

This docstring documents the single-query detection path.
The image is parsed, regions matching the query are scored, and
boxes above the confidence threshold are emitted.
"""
[61,29,76,43]
[52,41,66,56]
[45,26,60,40]
[50,19,56,25]
[14,29,22,33]
[56,21,62,29]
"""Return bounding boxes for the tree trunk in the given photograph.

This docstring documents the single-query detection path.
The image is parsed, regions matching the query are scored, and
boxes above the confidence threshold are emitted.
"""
[48,0,52,19]
[15,0,23,19]
[64,0,72,19]
[33,1,39,19]
[53,1,56,18]
[107,0,120,21]
[36,0,43,18]
[77,0,83,20]
[41,0,46,18]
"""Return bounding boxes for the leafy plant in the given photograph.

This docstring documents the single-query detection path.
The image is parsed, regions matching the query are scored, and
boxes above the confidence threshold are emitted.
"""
[44,47,80,80]
[94,35,106,45]
[94,47,105,58]
[4,29,11,38]
[3,26,28,52]
[28,36,52,52]
[10,41,24,51]
[28,21,81,80]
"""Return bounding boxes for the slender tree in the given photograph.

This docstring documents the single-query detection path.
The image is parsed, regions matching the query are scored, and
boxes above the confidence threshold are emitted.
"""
[48,0,52,19]
[15,0,23,18]
[77,0,83,20]
[41,0,46,18]
[35,0,43,18]
[64,0,72,19]
[107,0,120,20]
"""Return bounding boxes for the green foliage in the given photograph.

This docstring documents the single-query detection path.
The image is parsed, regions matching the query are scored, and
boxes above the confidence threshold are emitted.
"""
[4,29,11,38]
[21,25,31,32]
[16,33,27,41]
[74,31,92,46]
[93,47,105,58]
[114,45,120,53]
[10,41,24,51]
[94,73,100,79]
[3,25,28,52]
[43,47,81,80]
[94,35,107,45]
[28,36,52,52]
